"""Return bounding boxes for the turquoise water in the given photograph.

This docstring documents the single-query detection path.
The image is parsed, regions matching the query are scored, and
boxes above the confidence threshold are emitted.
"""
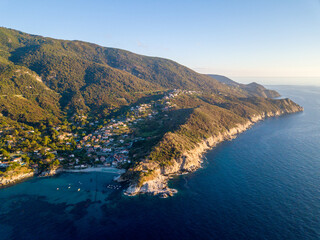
[1,85,320,240]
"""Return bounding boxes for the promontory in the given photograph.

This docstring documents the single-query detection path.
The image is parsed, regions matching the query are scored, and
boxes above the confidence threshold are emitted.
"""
[0,27,303,193]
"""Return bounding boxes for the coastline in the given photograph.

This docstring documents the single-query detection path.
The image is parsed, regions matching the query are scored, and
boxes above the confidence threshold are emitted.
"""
[0,171,35,189]
[0,167,125,189]
[64,167,125,174]
[0,109,303,193]
[123,108,303,198]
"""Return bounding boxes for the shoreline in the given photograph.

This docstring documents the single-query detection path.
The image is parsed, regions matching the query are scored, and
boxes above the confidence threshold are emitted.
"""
[0,167,125,189]
[123,109,304,198]
[0,171,35,189]
[64,167,125,174]
[0,110,303,193]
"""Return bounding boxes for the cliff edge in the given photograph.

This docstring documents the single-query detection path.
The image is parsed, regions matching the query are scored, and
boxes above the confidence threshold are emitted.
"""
[120,97,303,198]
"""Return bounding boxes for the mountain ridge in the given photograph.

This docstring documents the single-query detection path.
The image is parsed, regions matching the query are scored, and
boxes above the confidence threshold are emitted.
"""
[0,27,280,118]
[0,27,303,195]
[208,74,280,98]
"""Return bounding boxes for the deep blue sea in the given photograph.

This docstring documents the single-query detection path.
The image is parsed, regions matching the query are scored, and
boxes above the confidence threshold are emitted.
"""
[1,85,320,240]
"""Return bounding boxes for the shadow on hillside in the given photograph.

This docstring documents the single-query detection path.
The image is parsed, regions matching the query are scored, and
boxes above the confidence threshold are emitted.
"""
[9,45,41,65]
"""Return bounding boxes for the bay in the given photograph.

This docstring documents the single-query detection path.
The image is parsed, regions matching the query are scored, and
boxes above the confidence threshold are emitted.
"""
[1,85,319,240]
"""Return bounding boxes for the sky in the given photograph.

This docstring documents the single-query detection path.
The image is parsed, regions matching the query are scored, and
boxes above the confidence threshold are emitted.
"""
[1,0,320,85]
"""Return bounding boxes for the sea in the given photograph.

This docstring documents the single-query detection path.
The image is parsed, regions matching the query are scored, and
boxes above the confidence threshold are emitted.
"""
[0,85,319,240]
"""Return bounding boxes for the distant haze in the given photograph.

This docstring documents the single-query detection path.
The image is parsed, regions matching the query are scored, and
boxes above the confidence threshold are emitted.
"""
[230,77,320,86]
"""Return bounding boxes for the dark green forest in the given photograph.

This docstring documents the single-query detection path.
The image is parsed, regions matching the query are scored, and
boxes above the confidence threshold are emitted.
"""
[0,27,303,185]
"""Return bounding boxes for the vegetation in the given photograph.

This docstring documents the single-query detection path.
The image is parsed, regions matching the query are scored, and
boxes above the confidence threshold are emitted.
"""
[124,93,302,185]
[0,27,277,118]
[208,74,280,98]
[0,27,303,188]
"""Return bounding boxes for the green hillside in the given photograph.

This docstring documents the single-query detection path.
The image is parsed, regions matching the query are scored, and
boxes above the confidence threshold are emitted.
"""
[0,64,61,123]
[208,74,280,98]
[0,27,303,191]
[0,27,258,120]
[122,93,303,188]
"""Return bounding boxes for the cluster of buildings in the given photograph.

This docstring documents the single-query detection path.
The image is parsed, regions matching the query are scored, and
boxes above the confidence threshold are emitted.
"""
[0,125,76,172]
[77,122,132,168]
[65,89,192,169]
[0,89,193,173]
[68,97,171,169]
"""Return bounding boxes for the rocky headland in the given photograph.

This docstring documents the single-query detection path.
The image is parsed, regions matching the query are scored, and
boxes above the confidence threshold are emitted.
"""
[122,103,303,198]
[0,166,63,188]
[0,168,35,188]
[39,166,63,177]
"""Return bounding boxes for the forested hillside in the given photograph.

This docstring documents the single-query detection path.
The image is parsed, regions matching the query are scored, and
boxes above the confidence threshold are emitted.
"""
[208,74,280,98]
[0,27,303,192]
[0,27,276,122]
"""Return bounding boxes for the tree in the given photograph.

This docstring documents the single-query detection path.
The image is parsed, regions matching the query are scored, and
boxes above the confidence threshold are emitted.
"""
[40,123,46,131]
[22,139,31,148]
[40,148,46,155]
[6,162,20,172]
[53,159,60,166]
[22,155,30,165]
[49,142,57,149]
[31,140,39,149]
[43,136,50,146]
[14,129,19,136]
[47,120,53,127]
[0,149,10,158]
[46,152,55,160]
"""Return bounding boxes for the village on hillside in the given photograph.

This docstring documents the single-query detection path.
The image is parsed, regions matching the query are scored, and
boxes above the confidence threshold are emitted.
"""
[0,89,199,177]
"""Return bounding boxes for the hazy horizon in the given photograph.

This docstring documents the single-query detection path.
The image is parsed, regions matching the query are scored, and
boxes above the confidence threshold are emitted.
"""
[224,77,320,86]
[1,0,319,85]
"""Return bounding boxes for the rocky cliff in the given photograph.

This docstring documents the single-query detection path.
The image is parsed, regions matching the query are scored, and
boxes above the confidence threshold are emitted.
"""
[122,104,303,198]
[0,166,63,188]
[0,169,35,188]
[39,166,63,177]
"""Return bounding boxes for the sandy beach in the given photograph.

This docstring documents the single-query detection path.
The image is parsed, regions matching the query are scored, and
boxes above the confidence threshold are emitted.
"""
[64,167,125,174]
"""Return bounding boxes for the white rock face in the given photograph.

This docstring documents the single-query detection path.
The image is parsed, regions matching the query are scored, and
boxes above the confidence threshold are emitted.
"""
[39,167,63,177]
[0,172,34,187]
[124,108,303,197]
